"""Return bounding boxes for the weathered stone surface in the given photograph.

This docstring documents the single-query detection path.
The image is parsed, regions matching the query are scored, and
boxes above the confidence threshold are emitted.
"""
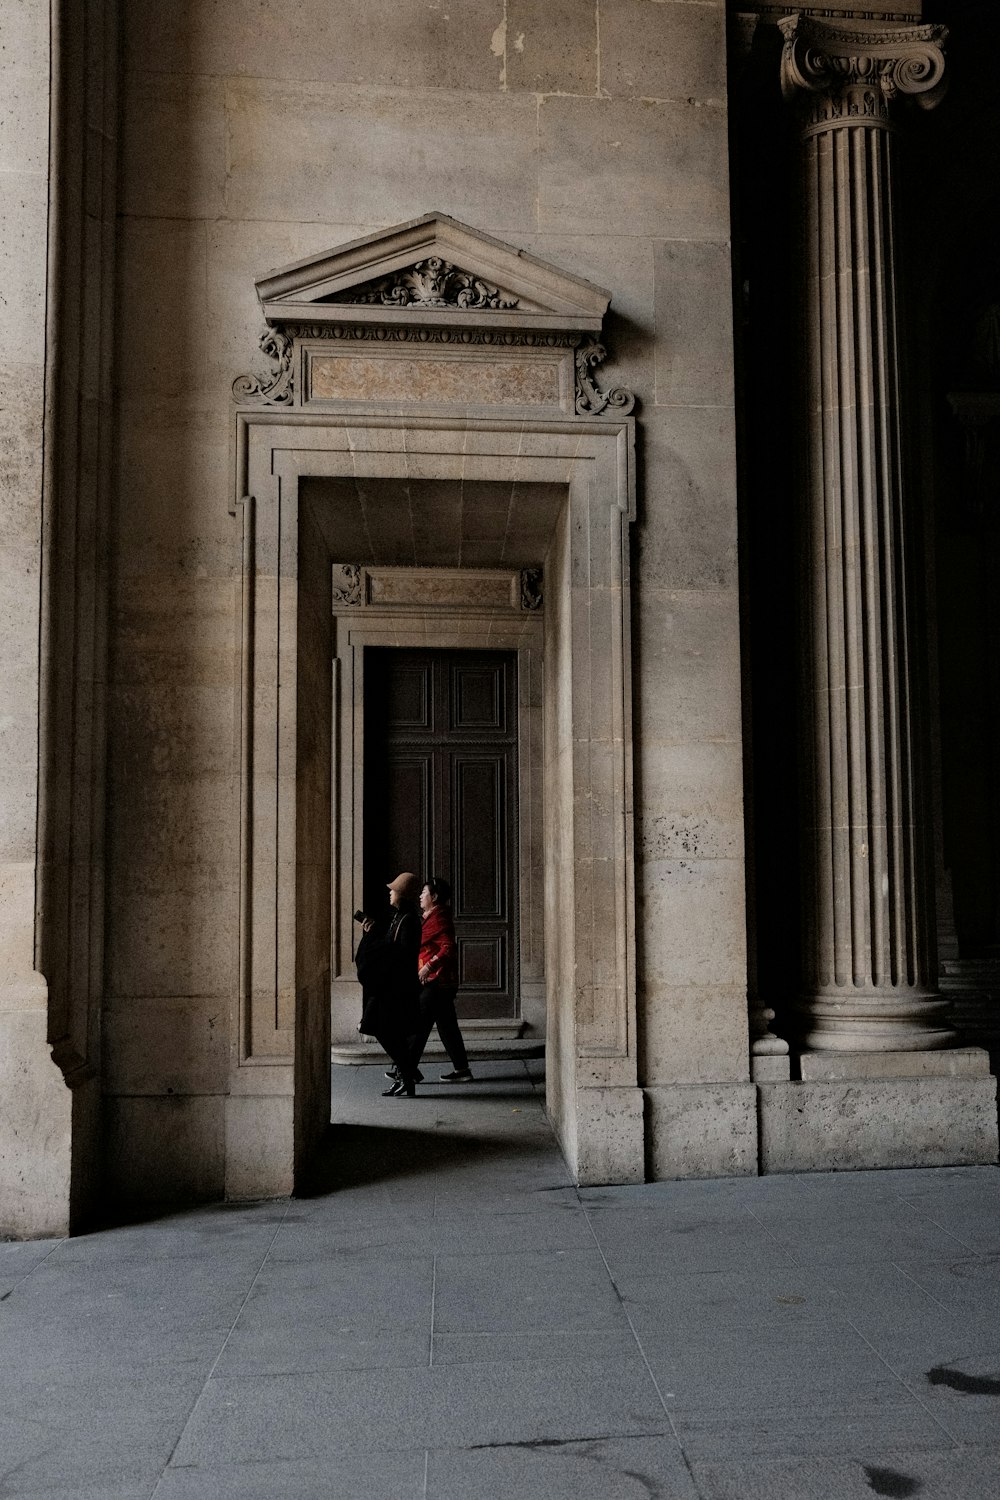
[635,408,739,590]
[600,0,728,104]
[0,1005,72,1238]
[505,0,598,95]
[120,72,227,221]
[124,0,505,92]
[799,1048,991,1082]
[653,238,735,407]
[104,998,230,1096]
[645,1083,758,1179]
[639,859,747,990]
[105,1095,226,1204]
[538,95,729,239]
[633,587,743,746]
[225,80,539,232]
[309,350,563,408]
[760,1079,999,1173]
[642,984,751,1086]
[225,1092,294,1202]
[574,1087,646,1187]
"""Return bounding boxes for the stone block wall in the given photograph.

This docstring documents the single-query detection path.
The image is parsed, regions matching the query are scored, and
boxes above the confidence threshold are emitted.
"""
[108,0,749,1198]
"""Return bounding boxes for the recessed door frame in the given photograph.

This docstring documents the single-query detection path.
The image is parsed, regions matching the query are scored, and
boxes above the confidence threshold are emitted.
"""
[333,616,543,1040]
[232,411,640,1191]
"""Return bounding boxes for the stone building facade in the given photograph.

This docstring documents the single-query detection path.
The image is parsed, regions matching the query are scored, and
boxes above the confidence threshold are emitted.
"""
[2,0,999,1236]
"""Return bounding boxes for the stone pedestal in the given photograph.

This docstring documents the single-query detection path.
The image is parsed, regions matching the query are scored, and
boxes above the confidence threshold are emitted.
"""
[781,15,952,1052]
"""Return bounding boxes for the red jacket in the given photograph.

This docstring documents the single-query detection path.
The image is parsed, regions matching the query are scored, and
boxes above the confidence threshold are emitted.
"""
[419,903,458,987]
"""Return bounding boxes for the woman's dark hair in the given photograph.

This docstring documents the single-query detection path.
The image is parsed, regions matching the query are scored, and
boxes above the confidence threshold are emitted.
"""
[426,875,452,906]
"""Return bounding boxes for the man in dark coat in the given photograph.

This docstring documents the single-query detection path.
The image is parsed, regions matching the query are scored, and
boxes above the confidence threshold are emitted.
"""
[355,871,422,1096]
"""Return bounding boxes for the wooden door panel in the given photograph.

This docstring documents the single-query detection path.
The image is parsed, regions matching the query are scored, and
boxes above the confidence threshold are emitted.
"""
[381,661,433,732]
[458,936,505,991]
[453,755,504,919]
[363,753,430,913]
[452,661,506,732]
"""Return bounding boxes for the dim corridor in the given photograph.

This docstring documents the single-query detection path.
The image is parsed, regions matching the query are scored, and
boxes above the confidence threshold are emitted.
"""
[2,1061,1000,1497]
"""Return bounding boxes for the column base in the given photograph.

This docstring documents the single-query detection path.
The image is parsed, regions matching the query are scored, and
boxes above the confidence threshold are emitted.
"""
[793,990,955,1052]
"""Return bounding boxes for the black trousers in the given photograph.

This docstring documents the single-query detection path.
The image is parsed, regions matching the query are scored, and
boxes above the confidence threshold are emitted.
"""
[367,993,419,1080]
[408,984,469,1074]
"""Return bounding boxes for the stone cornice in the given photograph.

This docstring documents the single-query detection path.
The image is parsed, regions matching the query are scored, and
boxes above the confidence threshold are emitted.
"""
[779,13,947,129]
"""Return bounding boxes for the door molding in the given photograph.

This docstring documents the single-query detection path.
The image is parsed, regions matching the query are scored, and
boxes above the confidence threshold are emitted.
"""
[231,409,640,1190]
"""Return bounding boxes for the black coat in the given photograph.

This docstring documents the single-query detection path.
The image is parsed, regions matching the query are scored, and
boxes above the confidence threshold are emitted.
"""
[356,904,421,1036]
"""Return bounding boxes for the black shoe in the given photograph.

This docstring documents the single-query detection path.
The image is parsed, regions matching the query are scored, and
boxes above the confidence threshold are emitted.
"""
[384,1067,399,1081]
[390,1079,416,1098]
[382,1080,404,1097]
[440,1069,474,1083]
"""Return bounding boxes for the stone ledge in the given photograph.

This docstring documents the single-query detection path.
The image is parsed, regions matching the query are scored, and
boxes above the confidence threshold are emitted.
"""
[759,1077,1000,1174]
[799,1047,991,1082]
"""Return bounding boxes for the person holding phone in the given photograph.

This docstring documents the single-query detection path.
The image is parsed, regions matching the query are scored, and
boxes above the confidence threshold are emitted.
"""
[354,871,422,1097]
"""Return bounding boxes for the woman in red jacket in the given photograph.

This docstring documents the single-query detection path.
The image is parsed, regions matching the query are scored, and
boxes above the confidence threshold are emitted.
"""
[409,876,474,1084]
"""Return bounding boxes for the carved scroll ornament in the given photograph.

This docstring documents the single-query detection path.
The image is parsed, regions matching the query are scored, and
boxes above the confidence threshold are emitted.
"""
[575,343,636,418]
[331,564,363,606]
[232,328,294,406]
[333,257,520,311]
[520,567,543,611]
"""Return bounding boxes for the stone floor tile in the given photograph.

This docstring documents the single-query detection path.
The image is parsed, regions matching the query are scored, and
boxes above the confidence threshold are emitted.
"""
[171,1360,667,1465]
[744,1206,974,1268]
[0,1238,60,1298]
[433,1247,629,1334]
[426,1435,698,1500]
[670,1396,954,1462]
[216,1326,432,1378]
[431,1326,641,1367]
[0,1373,204,1493]
[48,1203,290,1264]
[585,1205,799,1277]
[693,1445,1000,1500]
[155,1453,426,1498]
[611,1266,842,1338]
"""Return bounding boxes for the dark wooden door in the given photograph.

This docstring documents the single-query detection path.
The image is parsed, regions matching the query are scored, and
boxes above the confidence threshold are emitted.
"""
[363,648,519,1019]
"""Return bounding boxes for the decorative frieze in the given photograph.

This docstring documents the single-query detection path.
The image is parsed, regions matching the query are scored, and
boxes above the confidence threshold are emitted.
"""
[331,565,542,615]
[234,322,636,418]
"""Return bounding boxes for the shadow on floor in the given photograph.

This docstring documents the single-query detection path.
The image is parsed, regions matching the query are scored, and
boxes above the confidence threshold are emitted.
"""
[298,1120,555,1197]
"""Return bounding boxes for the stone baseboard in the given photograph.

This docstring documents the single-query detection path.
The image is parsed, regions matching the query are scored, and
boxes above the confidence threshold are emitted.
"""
[644,1083,758,1180]
[759,1075,999,1173]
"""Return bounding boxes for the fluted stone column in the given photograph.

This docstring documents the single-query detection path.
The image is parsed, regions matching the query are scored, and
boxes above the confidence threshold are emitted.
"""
[780,16,952,1051]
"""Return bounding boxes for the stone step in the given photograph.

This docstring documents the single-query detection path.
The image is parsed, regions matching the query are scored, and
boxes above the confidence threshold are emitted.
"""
[332,1035,545,1066]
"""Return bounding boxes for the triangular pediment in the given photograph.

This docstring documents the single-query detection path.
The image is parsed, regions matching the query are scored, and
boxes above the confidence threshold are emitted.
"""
[255,213,610,333]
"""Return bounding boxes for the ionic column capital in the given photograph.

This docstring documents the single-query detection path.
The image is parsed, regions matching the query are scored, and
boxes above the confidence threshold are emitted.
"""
[778,14,948,131]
